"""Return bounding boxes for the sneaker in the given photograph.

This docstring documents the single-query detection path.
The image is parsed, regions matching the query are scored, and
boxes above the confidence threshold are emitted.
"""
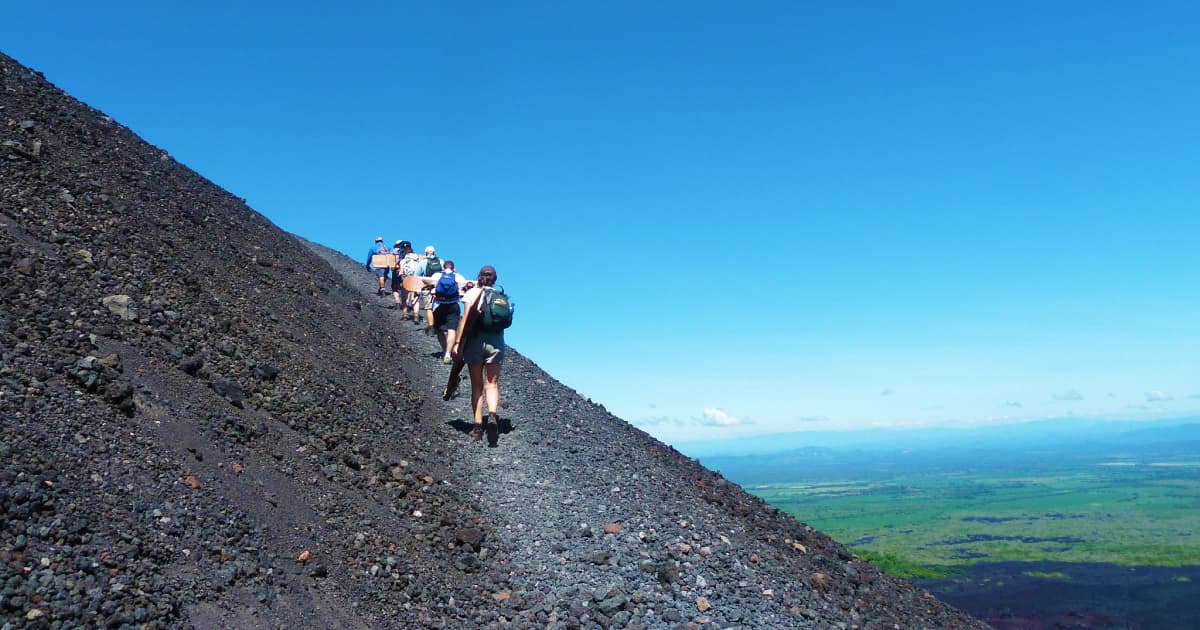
[470,425,483,441]
[443,354,453,365]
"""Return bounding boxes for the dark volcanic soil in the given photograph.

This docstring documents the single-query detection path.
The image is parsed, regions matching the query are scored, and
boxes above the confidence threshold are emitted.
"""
[1,51,989,629]
[918,561,1200,630]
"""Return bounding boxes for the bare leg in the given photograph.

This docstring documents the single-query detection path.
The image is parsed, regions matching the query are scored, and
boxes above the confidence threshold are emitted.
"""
[407,292,420,320]
[444,328,457,358]
[484,364,501,415]
[469,363,485,439]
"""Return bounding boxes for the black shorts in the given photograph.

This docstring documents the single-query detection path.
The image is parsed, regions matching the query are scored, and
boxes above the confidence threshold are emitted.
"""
[433,302,461,331]
[390,273,404,293]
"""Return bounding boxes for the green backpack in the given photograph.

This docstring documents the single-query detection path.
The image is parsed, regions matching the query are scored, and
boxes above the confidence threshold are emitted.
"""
[479,286,513,332]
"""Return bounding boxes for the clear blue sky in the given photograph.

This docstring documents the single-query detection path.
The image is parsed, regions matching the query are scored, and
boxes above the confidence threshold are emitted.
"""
[6,1,1199,445]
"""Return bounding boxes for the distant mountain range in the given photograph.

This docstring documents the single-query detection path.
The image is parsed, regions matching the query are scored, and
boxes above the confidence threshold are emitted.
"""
[676,416,1200,458]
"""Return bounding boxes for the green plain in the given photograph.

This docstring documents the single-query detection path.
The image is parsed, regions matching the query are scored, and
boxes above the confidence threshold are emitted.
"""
[749,459,1200,578]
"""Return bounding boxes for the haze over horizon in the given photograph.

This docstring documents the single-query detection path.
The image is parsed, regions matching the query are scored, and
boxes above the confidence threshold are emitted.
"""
[5,1,1199,444]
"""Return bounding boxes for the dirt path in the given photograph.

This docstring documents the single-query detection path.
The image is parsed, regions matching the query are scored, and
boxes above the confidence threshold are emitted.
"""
[307,240,989,629]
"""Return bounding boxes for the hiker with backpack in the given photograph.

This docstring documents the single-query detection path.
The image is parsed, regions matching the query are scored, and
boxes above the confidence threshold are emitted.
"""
[424,260,472,364]
[388,240,409,309]
[399,244,423,322]
[365,236,391,296]
[456,265,513,442]
[417,245,442,323]
[418,245,442,277]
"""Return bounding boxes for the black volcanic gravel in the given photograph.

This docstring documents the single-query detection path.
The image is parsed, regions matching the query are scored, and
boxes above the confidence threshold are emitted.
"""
[1,51,990,629]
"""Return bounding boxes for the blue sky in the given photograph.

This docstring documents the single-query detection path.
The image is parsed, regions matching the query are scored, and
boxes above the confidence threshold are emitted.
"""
[6,1,1199,445]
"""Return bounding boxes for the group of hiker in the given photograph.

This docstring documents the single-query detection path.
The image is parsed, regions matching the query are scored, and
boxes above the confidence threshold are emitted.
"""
[366,236,511,442]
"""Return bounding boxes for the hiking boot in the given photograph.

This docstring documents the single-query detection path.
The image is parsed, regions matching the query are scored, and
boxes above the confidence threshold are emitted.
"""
[470,425,483,441]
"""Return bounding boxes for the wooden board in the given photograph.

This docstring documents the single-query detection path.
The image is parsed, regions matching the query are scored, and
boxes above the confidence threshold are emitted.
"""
[402,275,426,292]
[371,253,398,269]
[443,292,481,401]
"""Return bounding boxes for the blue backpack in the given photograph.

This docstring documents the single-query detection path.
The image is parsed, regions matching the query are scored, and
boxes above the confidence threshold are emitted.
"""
[434,273,459,301]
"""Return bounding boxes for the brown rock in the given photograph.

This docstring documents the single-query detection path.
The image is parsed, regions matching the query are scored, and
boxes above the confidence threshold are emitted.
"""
[297,549,311,563]
[455,527,483,550]
[603,523,622,535]
[696,596,711,612]
[183,475,201,490]
[809,572,830,591]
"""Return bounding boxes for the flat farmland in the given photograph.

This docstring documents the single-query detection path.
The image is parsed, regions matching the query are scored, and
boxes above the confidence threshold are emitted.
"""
[750,460,1200,575]
[703,431,1200,628]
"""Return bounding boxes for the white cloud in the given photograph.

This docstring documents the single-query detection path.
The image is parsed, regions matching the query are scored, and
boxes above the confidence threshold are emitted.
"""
[634,408,750,429]
[1052,390,1083,401]
[632,416,684,428]
[1004,401,1023,408]
[702,407,744,427]
[1146,390,1173,402]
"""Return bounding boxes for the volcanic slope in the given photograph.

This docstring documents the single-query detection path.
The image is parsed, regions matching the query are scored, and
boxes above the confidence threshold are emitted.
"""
[0,52,987,629]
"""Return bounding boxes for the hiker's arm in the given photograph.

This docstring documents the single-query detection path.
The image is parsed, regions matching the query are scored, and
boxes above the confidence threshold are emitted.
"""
[452,290,483,354]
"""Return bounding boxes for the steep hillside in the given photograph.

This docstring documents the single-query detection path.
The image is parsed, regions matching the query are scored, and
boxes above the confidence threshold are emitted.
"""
[1,52,988,629]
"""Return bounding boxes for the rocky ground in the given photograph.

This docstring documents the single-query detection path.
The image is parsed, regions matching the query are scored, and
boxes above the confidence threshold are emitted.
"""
[0,51,990,629]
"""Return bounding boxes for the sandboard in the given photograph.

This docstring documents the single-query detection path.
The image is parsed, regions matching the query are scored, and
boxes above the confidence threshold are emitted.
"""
[443,292,481,400]
[402,275,426,292]
[371,253,398,269]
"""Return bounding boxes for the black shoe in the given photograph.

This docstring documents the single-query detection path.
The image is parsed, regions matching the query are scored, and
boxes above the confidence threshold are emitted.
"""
[485,413,500,446]
[470,425,483,441]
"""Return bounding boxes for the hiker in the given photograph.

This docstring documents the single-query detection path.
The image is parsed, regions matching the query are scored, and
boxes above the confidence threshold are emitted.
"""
[419,245,442,277]
[399,244,423,322]
[425,260,471,363]
[365,236,390,296]
[388,240,407,309]
[457,265,510,442]
[416,245,442,323]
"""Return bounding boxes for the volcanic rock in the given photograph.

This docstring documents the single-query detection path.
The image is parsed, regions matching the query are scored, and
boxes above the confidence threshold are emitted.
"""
[0,50,989,629]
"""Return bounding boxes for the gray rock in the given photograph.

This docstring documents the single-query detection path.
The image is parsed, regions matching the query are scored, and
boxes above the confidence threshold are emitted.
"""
[101,294,138,320]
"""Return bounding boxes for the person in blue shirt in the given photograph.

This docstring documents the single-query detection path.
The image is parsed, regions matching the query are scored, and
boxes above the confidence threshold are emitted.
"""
[424,260,472,363]
[365,236,391,296]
